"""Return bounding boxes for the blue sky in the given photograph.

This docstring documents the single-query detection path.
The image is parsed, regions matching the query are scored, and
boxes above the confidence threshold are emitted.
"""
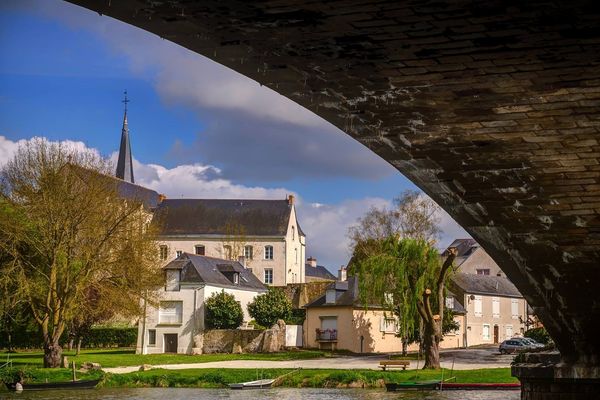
[0,1,468,269]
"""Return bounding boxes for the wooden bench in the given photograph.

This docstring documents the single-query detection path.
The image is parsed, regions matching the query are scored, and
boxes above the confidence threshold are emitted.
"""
[379,360,410,371]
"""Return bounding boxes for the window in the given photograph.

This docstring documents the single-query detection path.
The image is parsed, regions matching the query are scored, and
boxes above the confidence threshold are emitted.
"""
[445,296,454,309]
[158,301,183,325]
[474,295,482,317]
[148,329,156,346]
[380,316,397,333]
[264,268,273,284]
[476,269,490,275]
[511,299,519,319]
[195,245,205,255]
[176,250,183,258]
[244,245,253,260]
[482,324,491,340]
[165,269,180,291]
[223,245,232,260]
[505,325,513,339]
[233,273,239,285]
[292,226,295,240]
[264,245,273,260]
[325,289,336,304]
[159,245,168,261]
[295,248,298,264]
[492,297,500,318]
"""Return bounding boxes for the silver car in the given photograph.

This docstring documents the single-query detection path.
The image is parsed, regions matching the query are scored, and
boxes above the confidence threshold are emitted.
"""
[511,337,545,348]
[499,339,530,354]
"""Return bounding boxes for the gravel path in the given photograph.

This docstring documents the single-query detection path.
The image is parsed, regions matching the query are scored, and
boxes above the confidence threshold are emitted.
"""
[103,346,513,374]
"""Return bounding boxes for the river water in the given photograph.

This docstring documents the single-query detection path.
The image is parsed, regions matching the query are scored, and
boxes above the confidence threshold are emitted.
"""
[0,388,519,400]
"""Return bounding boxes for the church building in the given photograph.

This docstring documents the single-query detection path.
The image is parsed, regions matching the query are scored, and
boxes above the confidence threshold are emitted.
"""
[113,93,306,286]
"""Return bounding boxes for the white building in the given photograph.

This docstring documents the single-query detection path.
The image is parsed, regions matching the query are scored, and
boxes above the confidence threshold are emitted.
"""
[445,238,506,277]
[153,196,306,286]
[137,253,267,354]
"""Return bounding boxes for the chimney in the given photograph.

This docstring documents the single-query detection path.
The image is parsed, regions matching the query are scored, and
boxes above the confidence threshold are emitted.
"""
[287,194,295,205]
[158,193,167,204]
[307,257,317,268]
[338,266,347,281]
[238,256,246,268]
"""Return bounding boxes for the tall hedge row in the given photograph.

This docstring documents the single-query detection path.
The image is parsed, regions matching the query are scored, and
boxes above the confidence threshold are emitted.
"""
[0,327,137,349]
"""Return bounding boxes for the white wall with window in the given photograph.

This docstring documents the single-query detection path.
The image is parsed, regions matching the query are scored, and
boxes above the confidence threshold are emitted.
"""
[511,299,519,319]
[505,325,513,339]
[160,245,169,261]
[474,295,482,317]
[379,316,397,333]
[158,301,183,325]
[244,245,253,260]
[492,297,500,318]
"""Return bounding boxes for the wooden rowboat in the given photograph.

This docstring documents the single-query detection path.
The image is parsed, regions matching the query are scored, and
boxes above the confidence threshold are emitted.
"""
[5,379,100,391]
[229,378,275,390]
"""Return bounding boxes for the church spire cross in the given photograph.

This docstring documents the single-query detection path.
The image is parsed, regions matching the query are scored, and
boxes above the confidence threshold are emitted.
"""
[115,90,135,183]
[122,90,129,113]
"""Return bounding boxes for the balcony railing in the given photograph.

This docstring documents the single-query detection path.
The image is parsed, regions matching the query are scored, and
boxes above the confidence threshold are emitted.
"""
[316,328,337,341]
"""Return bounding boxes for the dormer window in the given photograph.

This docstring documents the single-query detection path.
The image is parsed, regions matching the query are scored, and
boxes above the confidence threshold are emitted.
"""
[325,289,336,304]
[233,272,240,285]
[165,270,180,291]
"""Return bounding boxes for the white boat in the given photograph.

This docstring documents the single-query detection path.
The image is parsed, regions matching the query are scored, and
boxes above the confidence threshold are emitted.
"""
[229,378,275,390]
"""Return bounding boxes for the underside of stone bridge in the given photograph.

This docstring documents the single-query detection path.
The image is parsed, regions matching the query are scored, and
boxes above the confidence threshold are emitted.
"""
[67,0,600,384]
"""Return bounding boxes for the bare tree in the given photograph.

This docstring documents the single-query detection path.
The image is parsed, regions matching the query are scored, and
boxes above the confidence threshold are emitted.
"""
[0,139,162,367]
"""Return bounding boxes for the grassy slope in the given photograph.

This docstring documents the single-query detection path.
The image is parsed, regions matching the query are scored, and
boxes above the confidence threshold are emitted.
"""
[3,349,326,368]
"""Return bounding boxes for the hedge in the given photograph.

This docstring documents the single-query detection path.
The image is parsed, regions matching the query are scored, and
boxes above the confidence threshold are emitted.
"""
[0,327,137,350]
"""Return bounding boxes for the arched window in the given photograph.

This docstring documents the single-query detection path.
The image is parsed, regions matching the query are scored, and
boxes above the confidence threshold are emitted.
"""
[264,245,273,260]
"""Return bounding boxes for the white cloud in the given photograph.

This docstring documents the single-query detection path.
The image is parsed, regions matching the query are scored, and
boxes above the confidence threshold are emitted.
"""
[0,135,470,272]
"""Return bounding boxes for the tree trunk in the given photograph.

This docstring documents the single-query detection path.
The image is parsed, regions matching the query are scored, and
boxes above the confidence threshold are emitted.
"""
[76,337,82,355]
[68,337,74,351]
[422,322,440,369]
[401,337,408,356]
[43,341,63,368]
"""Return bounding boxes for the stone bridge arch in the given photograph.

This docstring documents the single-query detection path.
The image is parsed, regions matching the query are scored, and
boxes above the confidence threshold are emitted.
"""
[67,0,599,378]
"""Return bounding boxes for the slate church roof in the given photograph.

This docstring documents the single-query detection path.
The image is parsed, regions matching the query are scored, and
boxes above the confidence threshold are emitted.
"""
[163,253,267,292]
[153,198,304,236]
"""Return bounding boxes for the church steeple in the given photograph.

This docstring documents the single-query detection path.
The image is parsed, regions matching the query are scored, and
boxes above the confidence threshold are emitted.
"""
[116,90,135,183]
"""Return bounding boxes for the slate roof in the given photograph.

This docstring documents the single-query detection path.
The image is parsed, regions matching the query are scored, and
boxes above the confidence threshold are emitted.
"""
[305,264,337,281]
[163,253,266,292]
[153,198,304,236]
[304,277,359,308]
[450,272,522,298]
[69,164,161,210]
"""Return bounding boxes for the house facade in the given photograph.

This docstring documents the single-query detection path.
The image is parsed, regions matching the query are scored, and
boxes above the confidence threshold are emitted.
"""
[152,196,306,286]
[136,253,267,354]
[445,238,506,277]
[304,277,466,353]
[450,272,527,347]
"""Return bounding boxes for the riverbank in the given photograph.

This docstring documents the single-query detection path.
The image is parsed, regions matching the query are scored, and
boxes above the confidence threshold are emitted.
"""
[0,367,517,390]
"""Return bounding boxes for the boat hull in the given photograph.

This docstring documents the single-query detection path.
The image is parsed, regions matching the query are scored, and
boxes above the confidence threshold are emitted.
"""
[5,379,100,391]
[229,379,274,390]
[440,382,521,390]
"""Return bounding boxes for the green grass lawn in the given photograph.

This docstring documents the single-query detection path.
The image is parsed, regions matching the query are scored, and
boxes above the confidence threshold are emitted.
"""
[104,367,517,388]
[2,348,326,369]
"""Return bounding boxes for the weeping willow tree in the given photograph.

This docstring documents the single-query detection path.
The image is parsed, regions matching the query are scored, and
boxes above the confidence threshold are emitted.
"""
[353,237,457,369]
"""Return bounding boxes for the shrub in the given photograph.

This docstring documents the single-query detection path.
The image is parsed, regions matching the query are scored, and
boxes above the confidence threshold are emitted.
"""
[247,288,292,328]
[285,309,306,325]
[524,327,551,344]
[205,290,244,329]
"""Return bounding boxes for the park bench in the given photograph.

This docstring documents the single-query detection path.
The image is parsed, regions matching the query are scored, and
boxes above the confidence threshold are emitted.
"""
[379,360,410,371]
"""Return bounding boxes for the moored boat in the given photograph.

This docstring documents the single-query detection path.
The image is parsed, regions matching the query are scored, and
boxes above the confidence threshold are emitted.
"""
[5,379,100,391]
[385,380,441,391]
[229,378,275,390]
[439,382,521,390]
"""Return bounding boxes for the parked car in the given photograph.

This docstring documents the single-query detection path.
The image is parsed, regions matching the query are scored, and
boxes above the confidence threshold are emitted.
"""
[511,337,545,348]
[499,339,530,354]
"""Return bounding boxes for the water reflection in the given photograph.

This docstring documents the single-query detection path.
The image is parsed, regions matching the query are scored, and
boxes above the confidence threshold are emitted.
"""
[0,388,520,400]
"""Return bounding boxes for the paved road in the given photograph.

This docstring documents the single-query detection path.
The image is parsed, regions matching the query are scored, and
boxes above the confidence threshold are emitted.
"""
[104,346,513,374]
